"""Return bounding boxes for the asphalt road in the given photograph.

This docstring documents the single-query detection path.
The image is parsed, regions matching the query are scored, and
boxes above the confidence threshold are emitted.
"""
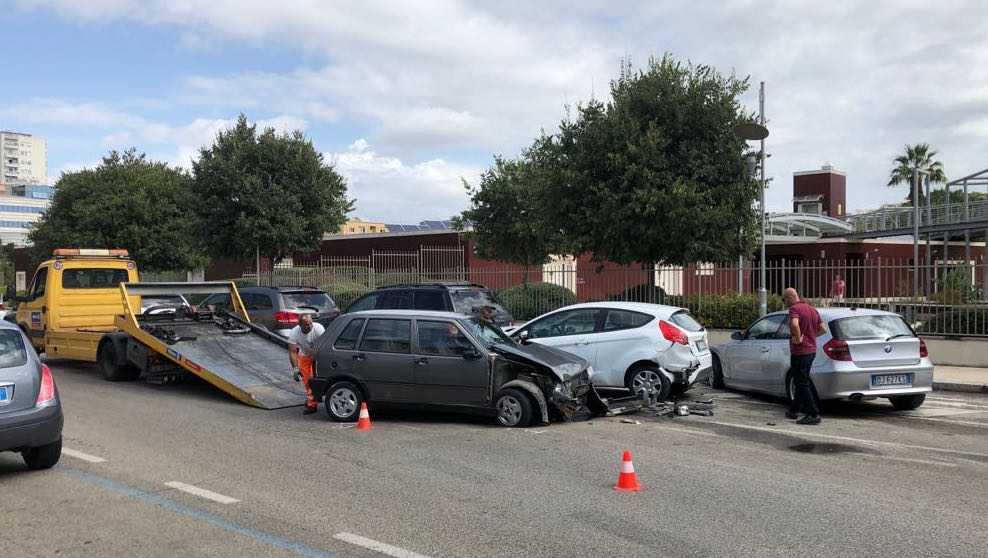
[3,361,987,558]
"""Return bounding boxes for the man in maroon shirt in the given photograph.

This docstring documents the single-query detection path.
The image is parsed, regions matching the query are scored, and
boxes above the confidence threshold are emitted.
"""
[784,288,826,425]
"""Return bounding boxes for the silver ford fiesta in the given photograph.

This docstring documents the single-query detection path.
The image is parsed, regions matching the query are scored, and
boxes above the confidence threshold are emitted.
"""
[711,308,933,410]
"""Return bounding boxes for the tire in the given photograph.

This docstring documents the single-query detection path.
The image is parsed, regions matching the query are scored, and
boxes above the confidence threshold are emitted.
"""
[324,381,364,422]
[710,355,726,389]
[889,393,926,411]
[494,388,533,428]
[22,437,62,470]
[98,342,137,382]
[786,372,821,410]
[626,365,672,401]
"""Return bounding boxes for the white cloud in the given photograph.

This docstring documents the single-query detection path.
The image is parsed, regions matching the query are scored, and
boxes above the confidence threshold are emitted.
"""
[328,139,480,223]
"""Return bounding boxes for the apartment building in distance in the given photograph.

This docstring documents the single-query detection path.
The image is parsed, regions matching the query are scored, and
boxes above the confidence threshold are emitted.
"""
[1,131,48,191]
[339,218,389,235]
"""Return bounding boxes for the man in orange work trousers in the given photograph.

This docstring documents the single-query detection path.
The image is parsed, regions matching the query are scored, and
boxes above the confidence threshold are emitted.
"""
[288,314,325,415]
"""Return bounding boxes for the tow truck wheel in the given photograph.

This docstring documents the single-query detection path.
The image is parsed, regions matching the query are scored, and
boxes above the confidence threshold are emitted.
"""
[98,342,137,382]
[494,388,532,428]
[626,366,671,401]
[325,381,363,422]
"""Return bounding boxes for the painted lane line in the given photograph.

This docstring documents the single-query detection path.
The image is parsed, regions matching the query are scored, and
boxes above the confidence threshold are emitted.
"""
[854,453,958,468]
[63,469,333,558]
[707,420,988,460]
[165,481,240,504]
[334,532,432,558]
[62,448,107,463]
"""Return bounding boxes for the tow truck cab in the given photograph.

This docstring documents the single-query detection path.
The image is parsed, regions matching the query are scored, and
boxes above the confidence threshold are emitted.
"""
[15,249,139,360]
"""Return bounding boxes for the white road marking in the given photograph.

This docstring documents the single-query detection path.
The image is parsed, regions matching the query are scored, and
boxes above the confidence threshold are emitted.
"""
[62,448,107,463]
[164,482,240,504]
[900,416,988,428]
[707,420,988,459]
[854,453,958,468]
[334,532,432,558]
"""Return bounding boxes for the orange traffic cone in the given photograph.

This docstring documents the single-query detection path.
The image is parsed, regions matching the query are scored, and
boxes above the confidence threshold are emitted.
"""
[613,450,641,492]
[356,402,373,431]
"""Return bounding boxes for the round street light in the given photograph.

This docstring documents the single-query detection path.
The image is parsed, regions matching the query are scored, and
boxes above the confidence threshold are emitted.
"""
[734,121,769,141]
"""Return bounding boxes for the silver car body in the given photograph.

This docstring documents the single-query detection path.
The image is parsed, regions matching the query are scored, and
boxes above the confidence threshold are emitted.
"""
[712,308,934,400]
[0,320,63,461]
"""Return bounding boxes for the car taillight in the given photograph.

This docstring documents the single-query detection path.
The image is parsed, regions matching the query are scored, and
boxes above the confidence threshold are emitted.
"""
[275,311,300,326]
[919,337,928,358]
[36,363,56,407]
[659,320,689,345]
[823,338,852,361]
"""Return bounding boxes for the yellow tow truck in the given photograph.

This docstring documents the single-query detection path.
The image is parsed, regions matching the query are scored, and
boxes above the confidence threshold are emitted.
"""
[13,249,306,409]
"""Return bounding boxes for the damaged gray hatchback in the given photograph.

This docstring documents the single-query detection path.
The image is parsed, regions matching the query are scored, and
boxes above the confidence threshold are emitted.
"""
[308,310,607,427]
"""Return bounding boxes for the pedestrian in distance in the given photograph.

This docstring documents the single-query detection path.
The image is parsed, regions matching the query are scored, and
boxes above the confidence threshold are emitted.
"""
[288,314,325,415]
[831,274,846,305]
[783,288,826,425]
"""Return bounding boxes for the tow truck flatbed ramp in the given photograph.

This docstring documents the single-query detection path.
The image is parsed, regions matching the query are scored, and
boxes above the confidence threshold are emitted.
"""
[117,282,307,409]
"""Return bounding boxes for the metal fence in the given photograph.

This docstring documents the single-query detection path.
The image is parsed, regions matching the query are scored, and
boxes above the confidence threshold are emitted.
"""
[235,253,988,337]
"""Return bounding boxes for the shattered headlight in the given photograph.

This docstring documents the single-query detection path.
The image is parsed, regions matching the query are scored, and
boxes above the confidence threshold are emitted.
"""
[554,381,573,398]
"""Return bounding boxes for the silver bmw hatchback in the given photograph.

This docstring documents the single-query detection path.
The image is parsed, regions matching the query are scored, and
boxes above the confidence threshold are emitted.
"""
[711,308,933,410]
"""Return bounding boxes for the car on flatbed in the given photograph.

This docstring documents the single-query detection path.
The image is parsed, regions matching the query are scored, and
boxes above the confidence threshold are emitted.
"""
[200,285,339,337]
[711,307,933,410]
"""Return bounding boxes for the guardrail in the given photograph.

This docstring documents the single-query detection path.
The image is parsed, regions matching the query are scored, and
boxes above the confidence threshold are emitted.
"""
[850,199,988,233]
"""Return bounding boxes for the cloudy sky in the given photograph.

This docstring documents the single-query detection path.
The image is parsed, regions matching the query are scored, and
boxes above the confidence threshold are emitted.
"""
[3,1,988,223]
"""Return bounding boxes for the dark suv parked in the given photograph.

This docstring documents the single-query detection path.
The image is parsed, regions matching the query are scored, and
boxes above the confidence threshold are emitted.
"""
[200,286,339,337]
[345,283,514,326]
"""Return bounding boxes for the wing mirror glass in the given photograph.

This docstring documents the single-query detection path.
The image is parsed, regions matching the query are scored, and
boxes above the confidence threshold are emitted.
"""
[731,330,744,341]
[517,330,531,344]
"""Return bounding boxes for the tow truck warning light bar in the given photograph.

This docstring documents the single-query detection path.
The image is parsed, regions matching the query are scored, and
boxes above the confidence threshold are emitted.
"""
[53,248,130,258]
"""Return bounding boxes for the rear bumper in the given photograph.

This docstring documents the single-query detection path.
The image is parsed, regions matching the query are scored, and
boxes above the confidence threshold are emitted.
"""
[0,405,63,451]
[812,365,935,399]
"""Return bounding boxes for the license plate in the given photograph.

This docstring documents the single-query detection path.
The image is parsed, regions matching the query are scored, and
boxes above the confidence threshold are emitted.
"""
[871,374,911,387]
[695,340,707,352]
[0,386,8,402]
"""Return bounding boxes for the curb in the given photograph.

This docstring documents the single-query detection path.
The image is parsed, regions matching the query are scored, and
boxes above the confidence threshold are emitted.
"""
[933,381,988,394]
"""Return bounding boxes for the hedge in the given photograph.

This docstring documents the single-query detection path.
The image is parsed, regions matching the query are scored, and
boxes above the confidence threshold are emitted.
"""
[322,282,372,311]
[665,293,785,330]
[609,283,667,304]
[498,282,577,321]
[917,308,988,336]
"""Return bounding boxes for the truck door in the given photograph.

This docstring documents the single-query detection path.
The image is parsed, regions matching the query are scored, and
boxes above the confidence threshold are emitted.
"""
[18,266,50,351]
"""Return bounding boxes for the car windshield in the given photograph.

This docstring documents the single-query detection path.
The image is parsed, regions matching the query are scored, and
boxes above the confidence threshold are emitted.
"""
[0,329,28,368]
[449,289,508,315]
[283,292,335,311]
[830,315,914,340]
[460,317,515,349]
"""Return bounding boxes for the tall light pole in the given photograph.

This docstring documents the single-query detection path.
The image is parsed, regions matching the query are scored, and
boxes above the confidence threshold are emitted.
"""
[735,81,770,316]
[912,167,930,300]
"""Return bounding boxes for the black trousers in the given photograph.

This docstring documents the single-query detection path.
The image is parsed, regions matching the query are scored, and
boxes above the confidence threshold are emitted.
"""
[789,354,820,416]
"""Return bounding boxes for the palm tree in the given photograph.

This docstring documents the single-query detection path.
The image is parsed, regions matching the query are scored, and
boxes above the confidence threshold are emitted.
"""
[887,143,947,204]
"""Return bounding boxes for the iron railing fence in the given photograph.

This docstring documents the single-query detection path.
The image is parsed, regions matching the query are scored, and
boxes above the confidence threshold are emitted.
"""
[850,199,988,233]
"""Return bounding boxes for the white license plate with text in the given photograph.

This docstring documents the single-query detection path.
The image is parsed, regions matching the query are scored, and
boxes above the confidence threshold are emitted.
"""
[871,374,911,387]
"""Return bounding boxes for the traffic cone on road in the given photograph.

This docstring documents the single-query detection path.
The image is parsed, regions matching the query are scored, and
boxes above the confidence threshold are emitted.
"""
[356,402,373,431]
[613,450,641,492]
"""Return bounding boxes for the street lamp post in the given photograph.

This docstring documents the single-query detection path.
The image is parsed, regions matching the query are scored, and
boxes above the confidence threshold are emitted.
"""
[735,81,770,316]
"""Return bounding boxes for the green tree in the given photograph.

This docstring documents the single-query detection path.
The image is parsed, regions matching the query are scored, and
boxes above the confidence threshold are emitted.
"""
[191,115,352,267]
[887,143,947,204]
[540,55,759,265]
[28,149,207,272]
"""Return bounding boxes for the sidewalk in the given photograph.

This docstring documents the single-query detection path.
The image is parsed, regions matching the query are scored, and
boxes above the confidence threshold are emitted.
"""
[934,366,988,394]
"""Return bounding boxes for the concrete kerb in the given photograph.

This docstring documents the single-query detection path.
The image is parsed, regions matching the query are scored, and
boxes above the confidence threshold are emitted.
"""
[933,381,988,394]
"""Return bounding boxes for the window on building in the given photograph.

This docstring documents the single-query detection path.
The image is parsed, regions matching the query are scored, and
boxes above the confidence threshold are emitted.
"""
[837,203,843,215]
[798,202,823,215]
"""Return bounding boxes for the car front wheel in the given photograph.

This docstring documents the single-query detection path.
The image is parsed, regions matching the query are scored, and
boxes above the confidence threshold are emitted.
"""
[494,388,533,427]
[889,394,925,411]
[325,381,363,422]
[22,437,62,470]
[710,355,725,389]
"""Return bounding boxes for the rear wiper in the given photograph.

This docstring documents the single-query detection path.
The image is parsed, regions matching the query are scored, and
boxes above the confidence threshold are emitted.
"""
[885,333,914,341]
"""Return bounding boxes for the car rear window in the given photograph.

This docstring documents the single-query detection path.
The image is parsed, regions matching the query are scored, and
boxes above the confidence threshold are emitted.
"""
[62,268,130,289]
[671,311,704,332]
[0,330,28,369]
[830,315,914,340]
[283,292,336,311]
[449,288,508,315]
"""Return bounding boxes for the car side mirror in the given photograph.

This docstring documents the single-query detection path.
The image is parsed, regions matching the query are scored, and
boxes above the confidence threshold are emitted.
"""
[731,331,744,341]
[517,330,531,344]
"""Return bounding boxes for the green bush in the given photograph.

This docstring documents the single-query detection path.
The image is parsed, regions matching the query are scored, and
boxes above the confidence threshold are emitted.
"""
[933,270,977,304]
[323,282,371,311]
[498,282,577,321]
[665,293,785,330]
[917,307,988,336]
[609,283,667,304]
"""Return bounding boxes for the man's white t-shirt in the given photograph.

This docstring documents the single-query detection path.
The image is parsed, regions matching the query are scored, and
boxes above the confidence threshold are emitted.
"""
[288,323,325,357]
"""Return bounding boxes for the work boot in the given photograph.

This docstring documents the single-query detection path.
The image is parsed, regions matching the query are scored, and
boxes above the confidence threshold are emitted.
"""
[785,410,799,420]
[303,407,317,415]
[796,415,821,425]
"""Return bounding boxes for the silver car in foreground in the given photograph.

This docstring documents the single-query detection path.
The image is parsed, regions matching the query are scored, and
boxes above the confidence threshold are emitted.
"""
[711,308,933,410]
[0,320,63,469]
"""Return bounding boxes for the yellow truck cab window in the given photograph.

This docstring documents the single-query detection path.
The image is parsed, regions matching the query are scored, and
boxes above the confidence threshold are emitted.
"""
[62,268,130,289]
[30,267,48,299]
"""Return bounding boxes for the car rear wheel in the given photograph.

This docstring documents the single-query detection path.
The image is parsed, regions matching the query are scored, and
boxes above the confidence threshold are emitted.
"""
[626,366,672,401]
[98,342,137,382]
[22,437,62,470]
[325,381,363,422]
[889,393,926,411]
[710,355,726,389]
[494,388,533,428]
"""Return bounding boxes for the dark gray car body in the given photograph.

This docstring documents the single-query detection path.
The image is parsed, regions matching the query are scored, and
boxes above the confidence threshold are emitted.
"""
[308,310,603,424]
[0,321,63,459]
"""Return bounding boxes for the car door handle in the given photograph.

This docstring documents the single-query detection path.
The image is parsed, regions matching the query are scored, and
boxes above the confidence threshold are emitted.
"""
[414,357,429,366]
[352,353,366,361]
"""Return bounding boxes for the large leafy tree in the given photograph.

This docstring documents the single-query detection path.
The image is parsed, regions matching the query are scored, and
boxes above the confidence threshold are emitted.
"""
[28,149,207,272]
[539,55,760,265]
[192,115,352,266]
[887,143,947,203]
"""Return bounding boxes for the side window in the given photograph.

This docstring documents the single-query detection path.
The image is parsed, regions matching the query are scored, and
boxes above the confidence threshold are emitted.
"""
[417,320,476,356]
[347,293,379,312]
[745,315,786,340]
[358,319,411,353]
[204,293,232,311]
[334,318,365,350]
[602,309,654,332]
[414,290,446,310]
[528,309,599,339]
[30,267,48,299]
[250,294,274,310]
[379,290,413,310]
